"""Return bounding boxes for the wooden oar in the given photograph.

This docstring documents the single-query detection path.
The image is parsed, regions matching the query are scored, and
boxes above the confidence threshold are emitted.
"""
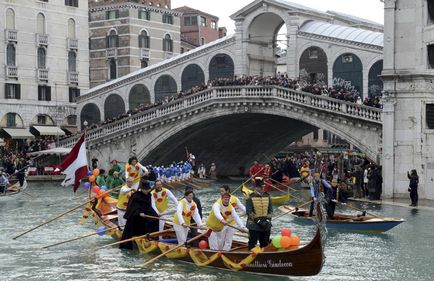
[97,228,174,250]
[41,225,121,249]
[226,223,248,234]
[141,230,210,267]
[273,200,313,221]
[141,214,204,230]
[184,179,206,189]
[72,189,88,200]
[231,168,264,195]
[268,178,297,192]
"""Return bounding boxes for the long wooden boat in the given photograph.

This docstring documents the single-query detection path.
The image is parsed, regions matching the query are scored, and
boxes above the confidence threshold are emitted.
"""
[0,182,22,197]
[242,185,290,205]
[279,205,405,233]
[88,195,326,277]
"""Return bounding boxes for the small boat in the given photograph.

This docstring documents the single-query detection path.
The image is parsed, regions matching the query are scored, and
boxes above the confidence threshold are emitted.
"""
[278,205,405,233]
[242,185,291,205]
[88,195,326,277]
[0,182,22,197]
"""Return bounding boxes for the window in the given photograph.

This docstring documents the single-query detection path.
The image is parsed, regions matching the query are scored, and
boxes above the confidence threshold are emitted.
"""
[200,16,206,27]
[141,59,148,68]
[38,85,51,101]
[181,47,184,54]
[6,113,17,127]
[163,14,173,24]
[68,18,76,39]
[37,13,46,34]
[106,10,119,20]
[5,84,20,99]
[201,38,205,45]
[37,115,47,125]
[211,20,217,30]
[428,44,434,69]
[6,8,15,29]
[191,16,197,26]
[138,30,150,48]
[427,104,434,129]
[313,129,319,140]
[163,34,173,52]
[68,51,76,72]
[184,17,191,26]
[65,0,78,7]
[139,10,150,20]
[106,30,119,48]
[429,0,434,24]
[37,47,46,69]
[109,59,117,80]
[69,87,80,102]
[7,44,16,66]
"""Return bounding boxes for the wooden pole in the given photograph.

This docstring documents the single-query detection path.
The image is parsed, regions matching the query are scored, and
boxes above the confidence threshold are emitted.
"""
[97,228,174,250]
[231,168,264,195]
[268,178,297,192]
[273,200,313,221]
[141,230,209,267]
[337,201,379,218]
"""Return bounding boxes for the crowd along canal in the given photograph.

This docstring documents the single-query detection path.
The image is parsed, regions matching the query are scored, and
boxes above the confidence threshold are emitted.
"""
[1,181,433,281]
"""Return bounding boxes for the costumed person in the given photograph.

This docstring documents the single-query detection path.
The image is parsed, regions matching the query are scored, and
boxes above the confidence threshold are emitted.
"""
[209,163,217,180]
[108,171,124,198]
[300,161,310,181]
[151,179,178,234]
[119,180,159,249]
[184,185,203,244]
[125,156,148,190]
[408,169,419,207]
[116,177,134,229]
[218,185,246,214]
[206,193,247,251]
[96,169,106,187]
[197,164,206,179]
[15,159,26,187]
[110,159,124,175]
[249,161,263,186]
[188,152,196,172]
[173,188,205,245]
[245,178,272,250]
[0,171,9,193]
[262,163,272,193]
[308,172,332,217]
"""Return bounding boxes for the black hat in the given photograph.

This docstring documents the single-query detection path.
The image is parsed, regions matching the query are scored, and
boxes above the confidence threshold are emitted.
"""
[184,184,193,192]
[141,181,151,190]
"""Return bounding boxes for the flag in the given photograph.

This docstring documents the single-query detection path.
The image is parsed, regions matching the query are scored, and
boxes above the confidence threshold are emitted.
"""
[58,133,88,192]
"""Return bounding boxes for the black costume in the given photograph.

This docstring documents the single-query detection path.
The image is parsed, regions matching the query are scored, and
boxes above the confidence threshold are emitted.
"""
[119,189,159,249]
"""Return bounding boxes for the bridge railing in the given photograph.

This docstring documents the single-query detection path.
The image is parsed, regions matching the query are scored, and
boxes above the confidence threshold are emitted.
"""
[60,85,382,147]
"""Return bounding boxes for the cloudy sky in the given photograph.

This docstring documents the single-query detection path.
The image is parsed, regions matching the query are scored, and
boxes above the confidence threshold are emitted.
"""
[171,0,384,34]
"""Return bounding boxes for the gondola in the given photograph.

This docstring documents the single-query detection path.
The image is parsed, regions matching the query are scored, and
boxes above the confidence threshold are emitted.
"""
[278,205,405,233]
[241,185,290,205]
[88,195,327,277]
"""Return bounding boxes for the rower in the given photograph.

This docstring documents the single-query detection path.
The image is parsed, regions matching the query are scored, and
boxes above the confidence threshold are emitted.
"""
[116,177,134,229]
[309,172,332,217]
[0,171,9,193]
[173,189,205,245]
[218,185,246,214]
[151,179,178,235]
[125,156,148,190]
[246,178,272,250]
[206,193,247,251]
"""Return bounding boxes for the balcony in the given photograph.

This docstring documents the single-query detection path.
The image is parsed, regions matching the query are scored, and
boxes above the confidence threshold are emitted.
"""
[164,51,174,59]
[36,34,48,46]
[67,38,78,50]
[106,48,117,58]
[5,29,17,42]
[140,48,150,59]
[6,66,18,78]
[68,71,78,84]
[37,68,49,81]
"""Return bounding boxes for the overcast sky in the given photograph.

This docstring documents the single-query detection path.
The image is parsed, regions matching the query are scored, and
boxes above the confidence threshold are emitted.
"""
[171,0,384,34]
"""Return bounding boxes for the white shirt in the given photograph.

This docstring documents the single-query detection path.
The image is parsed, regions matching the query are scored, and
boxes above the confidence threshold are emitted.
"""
[233,196,246,214]
[176,198,202,226]
[151,188,178,215]
[212,202,244,228]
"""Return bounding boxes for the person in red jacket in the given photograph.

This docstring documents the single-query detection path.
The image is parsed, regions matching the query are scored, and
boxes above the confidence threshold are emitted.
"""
[249,161,264,187]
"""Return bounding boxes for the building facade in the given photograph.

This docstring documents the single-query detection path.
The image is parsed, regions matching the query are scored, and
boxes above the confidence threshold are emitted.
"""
[174,6,226,54]
[0,0,89,136]
[89,0,181,88]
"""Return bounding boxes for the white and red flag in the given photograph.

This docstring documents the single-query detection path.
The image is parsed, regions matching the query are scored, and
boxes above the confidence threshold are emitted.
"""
[58,133,89,192]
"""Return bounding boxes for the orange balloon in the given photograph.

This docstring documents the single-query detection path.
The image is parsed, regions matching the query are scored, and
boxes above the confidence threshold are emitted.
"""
[280,236,291,248]
[290,235,300,246]
[93,169,100,177]
[89,175,96,182]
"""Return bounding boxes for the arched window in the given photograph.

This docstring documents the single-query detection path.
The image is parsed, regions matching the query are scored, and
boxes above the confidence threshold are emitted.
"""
[163,34,173,52]
[106,29,119,48]
[6,44,16,66]
[37,13,46,34]
[109,59,117,79]
[6,8,15,29]
[6,113,17,127]
[201,37,205,45]
[68,18,76,39]
[138,30,150,48]
[37,47,46,69]
[68,51,76,72]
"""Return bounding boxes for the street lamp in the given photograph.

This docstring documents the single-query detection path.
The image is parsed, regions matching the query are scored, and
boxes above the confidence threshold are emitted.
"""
[83,120,88,130]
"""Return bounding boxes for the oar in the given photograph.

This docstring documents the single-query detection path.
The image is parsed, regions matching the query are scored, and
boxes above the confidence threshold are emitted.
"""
[97,228,174,250]
[226,223,248,234]
[336,201,379,218]
[72,189,88,200]
[141,229,210,267]
[141,214,204,230]
[21,190,36,198]
[41,225,121,249]
[231,168,264,195]
[273,200,313,221]
[184,179,206,189]
[268,178,297,192]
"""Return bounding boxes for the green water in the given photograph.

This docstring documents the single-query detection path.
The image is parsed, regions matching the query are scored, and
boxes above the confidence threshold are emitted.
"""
[0,181,433,281]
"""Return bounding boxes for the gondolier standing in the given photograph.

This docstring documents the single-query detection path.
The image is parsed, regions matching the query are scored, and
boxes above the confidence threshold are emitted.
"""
[151,179,178,234]
[309,172,331,217]
[245,178,272,250]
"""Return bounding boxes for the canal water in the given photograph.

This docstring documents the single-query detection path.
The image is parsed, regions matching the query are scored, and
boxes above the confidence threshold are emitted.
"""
[1,181,433,281]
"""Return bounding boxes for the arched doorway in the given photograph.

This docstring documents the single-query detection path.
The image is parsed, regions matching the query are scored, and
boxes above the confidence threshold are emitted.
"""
[368,60,383,98]
[208,54,234,81]
[181,64,205,90]
[104,94,125,120]
[247,12,285,76]
[80,103,100,129]
[129,84,151,110]
[299,46,328,85]
[154,75,177,102]
[333,53,363,95]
